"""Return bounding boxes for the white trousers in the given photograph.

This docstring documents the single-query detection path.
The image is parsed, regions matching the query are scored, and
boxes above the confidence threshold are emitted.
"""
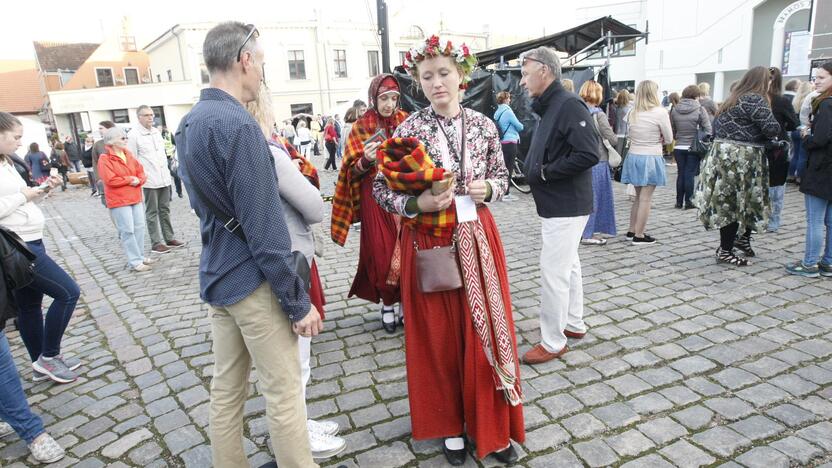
[298,336,311,401]
[539,215,589,353]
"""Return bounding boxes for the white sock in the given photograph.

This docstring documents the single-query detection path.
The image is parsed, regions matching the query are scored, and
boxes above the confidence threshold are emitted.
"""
[444,437,464,450]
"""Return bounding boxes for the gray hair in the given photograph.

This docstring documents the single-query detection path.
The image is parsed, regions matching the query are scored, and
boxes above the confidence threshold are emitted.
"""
[136,105,152,116]
[203,22,257,73]
[103,127,127,145]
[521,46,562,81]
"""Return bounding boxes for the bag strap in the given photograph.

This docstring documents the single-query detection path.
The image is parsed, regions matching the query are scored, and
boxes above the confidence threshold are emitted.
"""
[176,118,246,243]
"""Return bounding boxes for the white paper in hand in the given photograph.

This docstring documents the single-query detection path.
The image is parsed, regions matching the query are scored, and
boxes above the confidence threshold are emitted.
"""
[455,195,478,223]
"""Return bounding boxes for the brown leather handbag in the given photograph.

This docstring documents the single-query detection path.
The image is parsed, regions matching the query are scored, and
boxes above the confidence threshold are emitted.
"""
[414,236,463,293]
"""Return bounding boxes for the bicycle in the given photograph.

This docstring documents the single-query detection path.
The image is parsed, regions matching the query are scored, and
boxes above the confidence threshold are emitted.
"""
[510,156,531,194]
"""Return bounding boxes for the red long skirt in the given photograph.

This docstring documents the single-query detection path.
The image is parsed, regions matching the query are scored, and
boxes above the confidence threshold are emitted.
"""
[401,206,525,459]
[348,176,401,305]
[309,260,326,320]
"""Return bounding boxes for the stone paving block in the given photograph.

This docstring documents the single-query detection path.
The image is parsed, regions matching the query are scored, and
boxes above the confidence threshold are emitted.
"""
[356,441,414,467]
[735,382,791,407]
[621,454,675,468]
[684,377,725,397]
[741,356,792,378]
[671,405,714,430]
[691,426,752,458]
[524,423,570,452]
[768,373,821,396]
[591,402,640,429]
[769,436,824,464]
[591,357,631,377]
[659,385,701,405]
[710,368,761,390]
[180,444,212,468]
[527,373,571,394]
[101,428,153,459]
[628,392,674,415]
[562,413,606,439]
[573,439,618,467]
[766,404,819,427]
[163,424,204,455]
[637,416,688,445]
[570,382,618,407]
[604,429,655,457]
[527,448,583,468]
[70,431,119,458]
[669,356,717,376]
[796,422,832,451]
[728,415,786,441]
[350,403,391,428]
[735,446,790,468]
[605,374,652,397]
[703,397,756,421]
[154,409,189,434]
[336,389,376,411]
[372,416,411,442]
[637,367,683,386]
[537,393,584,419]
[796,395,832,418]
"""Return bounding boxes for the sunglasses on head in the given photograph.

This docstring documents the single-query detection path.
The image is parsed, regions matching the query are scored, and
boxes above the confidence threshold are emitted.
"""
[237,24,259,62]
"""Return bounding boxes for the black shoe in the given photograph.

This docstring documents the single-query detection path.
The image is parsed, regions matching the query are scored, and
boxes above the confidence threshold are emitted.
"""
[674,203,682,209]
[381,307,397,334]
[632,235,656,245]
[625,231,635,240]
[443,438,467,466]
[734,234,755,257]
[684,205,695,210]
[493,444,518,464]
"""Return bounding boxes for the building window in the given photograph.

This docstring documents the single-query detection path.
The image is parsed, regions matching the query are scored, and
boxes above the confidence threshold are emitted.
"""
[398,51,407,66]
[368,51,380,76]
[95,68,114,87]
[290,103,313,116]
[124,67,139,85]
[112,109,129,124]
[151,106,166,128]
[333,50,347,78]
[166,70,173,81]
[288,50,306,80]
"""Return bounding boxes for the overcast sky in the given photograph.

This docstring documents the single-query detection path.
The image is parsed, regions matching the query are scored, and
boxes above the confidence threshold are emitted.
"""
[2,0,579,60]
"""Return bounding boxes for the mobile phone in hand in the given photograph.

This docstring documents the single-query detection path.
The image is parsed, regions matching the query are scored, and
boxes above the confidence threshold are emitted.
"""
[37,181,52,192]
[363,130,386,147]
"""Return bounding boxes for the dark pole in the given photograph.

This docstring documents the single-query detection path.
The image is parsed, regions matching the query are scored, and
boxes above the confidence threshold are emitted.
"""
[377,0,391,73]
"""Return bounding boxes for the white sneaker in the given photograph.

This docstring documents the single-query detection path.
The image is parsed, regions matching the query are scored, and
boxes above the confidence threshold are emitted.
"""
[0,422,14,438]
[308,430,346,459]
[143,257,159,265]
[307,419,339,436]
[28,433,65,464]
[132,263,152,272]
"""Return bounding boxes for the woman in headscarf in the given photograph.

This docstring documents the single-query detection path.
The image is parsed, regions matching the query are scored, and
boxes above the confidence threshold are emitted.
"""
[372,35,524,466]
[331,74,408,333]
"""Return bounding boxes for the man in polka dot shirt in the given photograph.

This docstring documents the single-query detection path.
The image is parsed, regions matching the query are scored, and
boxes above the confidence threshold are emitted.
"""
[176,22,321,468]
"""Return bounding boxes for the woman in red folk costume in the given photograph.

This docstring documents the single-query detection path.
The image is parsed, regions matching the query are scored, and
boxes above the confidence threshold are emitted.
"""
[373,36,524,465]
[331,74,408,333]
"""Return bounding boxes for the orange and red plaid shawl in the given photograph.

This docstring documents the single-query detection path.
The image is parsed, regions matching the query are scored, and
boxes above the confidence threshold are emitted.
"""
[276,136,320,189]
[330,109,408,246]
[377,137,456,238]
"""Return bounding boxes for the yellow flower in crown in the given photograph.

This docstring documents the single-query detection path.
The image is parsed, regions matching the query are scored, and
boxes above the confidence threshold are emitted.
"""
[402,35,478,89]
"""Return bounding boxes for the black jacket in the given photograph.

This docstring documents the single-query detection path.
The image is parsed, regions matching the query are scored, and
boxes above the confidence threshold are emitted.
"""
[9,153,35,187]
[523,80,599,218]
[64,141,81,161]
[768,95,800,186]
[801,97,832,201]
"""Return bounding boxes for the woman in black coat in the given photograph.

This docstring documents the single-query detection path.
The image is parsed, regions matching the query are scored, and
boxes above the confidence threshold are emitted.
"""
[786,61,832,277]
[766,67,800,232]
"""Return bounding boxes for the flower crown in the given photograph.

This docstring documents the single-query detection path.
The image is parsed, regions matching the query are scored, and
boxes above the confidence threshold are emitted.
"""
[402,35,478,89]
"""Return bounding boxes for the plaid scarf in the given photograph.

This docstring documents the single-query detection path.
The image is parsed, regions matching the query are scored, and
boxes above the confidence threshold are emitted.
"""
[330,108,408,245]
[377,137,455,237]
[275,136,320,189]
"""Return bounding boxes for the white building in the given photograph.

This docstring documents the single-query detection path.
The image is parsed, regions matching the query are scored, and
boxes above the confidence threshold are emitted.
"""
[577,0,814,100]
[48,18,488,136]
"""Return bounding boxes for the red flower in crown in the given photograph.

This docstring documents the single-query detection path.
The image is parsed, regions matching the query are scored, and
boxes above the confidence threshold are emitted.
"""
[462,44,470,56]
[428,35,440,48]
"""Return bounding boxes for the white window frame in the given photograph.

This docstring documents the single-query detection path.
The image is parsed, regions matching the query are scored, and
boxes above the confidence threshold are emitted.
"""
[123,67,140,85]
[94,67,115,87]
[333,49,348,78]
[368,50,380,77]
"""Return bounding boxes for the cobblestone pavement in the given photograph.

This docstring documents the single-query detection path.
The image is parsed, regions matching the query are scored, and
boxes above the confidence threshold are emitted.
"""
[1,165,831,468]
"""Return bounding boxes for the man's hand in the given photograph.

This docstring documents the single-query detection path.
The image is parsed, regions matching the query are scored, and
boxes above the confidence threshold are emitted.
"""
[467,180,490,204]
[21,187,43,202]
[364,142,380,162]
[292,305,324,337]
[416,183,454,213]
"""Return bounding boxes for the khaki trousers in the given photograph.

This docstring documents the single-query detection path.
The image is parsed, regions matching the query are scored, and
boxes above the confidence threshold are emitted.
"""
[208,283,317,468]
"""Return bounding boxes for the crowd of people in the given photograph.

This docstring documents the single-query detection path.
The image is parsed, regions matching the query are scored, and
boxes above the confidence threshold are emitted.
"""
[0,18,830,467]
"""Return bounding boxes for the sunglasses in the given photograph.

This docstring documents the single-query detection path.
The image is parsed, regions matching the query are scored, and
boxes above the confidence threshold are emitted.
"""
[236,24,259,62]
[521,55,546,68]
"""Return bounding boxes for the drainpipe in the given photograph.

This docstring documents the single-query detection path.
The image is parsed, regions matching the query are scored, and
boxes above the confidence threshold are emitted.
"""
[313,12,326,113]
[172,27,187,81]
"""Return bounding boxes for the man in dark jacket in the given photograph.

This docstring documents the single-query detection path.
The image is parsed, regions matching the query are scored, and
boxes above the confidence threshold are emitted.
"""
[63,136,82,173]
[519,46,599,364]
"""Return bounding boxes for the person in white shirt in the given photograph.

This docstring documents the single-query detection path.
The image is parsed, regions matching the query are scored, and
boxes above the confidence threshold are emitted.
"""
[127,106,184,254]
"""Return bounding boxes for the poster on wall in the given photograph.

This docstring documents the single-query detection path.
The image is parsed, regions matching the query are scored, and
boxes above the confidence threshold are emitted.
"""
[784,30,811,76]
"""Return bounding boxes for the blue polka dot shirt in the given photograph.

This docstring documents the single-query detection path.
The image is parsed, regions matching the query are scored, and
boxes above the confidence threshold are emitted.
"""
[176,88,310,322]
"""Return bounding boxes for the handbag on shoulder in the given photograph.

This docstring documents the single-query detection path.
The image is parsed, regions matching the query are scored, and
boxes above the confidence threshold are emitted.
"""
[0,226,37,290]
[414,235,463,293]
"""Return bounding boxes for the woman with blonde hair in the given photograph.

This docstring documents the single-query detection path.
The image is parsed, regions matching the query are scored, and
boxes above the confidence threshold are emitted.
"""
[620,80,673,244]
[244,85,346,460]
[693,66,780,266]
[578,80,617,245]
[561,78,575,93]
[614,89,633,136]
[373,35,524,465]
[789,81,815,180]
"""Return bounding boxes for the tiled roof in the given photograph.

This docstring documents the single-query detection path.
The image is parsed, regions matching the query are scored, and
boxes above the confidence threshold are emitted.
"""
[0,68,43,114]
[33,41,100,71]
